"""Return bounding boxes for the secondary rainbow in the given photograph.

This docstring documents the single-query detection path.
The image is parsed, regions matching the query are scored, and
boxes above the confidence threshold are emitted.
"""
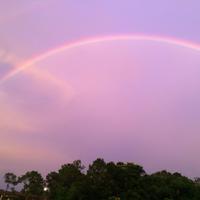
[1,34,200,84]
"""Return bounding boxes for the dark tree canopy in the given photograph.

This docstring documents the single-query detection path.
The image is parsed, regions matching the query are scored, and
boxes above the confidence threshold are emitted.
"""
[4,172,17,191]
[2,158,200,200]
[19,171,44,196]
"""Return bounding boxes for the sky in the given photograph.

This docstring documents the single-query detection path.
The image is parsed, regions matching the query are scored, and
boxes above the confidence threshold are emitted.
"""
[1,0,200,185]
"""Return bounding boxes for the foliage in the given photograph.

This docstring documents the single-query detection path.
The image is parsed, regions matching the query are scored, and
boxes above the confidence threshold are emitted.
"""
[3,159,200,200]
[18,171,44,196]
[4,172,17,191]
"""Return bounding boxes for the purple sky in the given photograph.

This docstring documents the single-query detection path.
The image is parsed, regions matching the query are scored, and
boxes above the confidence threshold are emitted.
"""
[1,0,200,184]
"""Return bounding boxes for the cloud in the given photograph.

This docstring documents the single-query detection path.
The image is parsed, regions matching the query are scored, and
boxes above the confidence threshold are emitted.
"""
[0,49,19,65]
[0,91,34,133]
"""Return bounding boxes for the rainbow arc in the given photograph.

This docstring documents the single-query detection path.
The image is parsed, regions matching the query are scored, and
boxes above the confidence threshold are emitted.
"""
[1,34,200,85]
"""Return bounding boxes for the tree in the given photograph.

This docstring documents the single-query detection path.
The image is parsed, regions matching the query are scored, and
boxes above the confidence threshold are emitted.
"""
[4,172,17,191]
[3,159,200,199]
[46,160,85,200]
[19,171,44,196]
[87,158,111,199]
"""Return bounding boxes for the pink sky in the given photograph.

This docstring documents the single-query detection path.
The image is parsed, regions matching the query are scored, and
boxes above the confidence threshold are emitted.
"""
[1,1,200,185]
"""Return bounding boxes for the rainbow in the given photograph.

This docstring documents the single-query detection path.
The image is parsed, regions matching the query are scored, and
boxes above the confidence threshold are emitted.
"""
[1,34,200,84]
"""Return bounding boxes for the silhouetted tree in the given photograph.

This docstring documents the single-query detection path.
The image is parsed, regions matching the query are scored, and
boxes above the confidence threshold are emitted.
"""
[4,172,17,191]
[19,171,44,196]
[3,159,200,200]
[46,160,85,200]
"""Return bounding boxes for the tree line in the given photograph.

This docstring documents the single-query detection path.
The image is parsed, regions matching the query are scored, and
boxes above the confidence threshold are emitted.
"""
[2,158,200,200]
